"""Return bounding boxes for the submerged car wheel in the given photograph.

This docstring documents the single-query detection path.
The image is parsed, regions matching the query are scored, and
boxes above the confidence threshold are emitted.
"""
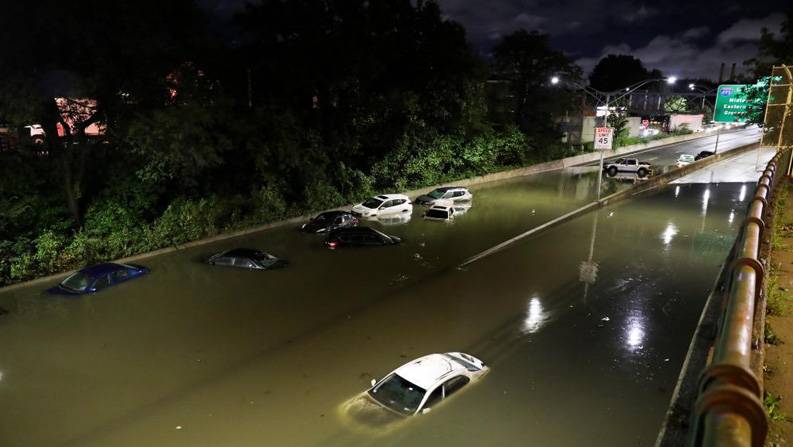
[607,166,618,176]
[637,168,647,178]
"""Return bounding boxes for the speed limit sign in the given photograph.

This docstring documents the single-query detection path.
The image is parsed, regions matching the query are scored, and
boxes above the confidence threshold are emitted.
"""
[594,127,613,150]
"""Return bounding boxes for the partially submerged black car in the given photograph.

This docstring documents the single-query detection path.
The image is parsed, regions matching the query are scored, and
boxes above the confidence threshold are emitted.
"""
[300,211,359,233]
[695,150,715,161]
[207,248,286,270]
[325,227,401,249]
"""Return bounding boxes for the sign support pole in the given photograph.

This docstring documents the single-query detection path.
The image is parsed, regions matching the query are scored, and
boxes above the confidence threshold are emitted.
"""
[714,125,721,154]
[597,151,604,200]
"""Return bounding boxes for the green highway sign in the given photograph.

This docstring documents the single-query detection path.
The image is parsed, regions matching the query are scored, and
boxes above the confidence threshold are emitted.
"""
[713,84,748,123]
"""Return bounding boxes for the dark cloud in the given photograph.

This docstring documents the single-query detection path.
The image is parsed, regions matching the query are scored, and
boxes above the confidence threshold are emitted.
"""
[438,0,790,78]
[575,13,784,79]
[200,0,789,80]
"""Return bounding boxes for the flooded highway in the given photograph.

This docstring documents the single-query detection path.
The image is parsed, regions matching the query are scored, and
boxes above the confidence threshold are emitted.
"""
[0,134,761,447]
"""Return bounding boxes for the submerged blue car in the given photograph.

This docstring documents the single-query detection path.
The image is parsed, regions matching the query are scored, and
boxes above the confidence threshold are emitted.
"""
[47,263,149,296]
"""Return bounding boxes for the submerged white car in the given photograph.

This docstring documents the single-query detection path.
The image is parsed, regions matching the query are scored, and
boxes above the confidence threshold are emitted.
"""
[341,352,488,429]
[351,194,412,218]
[676,154,695,168]
[423,204,455,221]
[415,187,472,206]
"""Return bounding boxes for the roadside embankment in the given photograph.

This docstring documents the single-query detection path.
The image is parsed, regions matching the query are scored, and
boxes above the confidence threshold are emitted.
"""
[763,178,793,445]
[0,129,750,294]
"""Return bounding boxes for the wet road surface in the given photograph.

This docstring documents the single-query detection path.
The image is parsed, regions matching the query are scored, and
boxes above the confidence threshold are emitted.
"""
[0,132,762,447]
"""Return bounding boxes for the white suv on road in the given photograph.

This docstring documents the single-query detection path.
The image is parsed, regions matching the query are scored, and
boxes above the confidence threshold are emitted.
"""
[351,194,412,218]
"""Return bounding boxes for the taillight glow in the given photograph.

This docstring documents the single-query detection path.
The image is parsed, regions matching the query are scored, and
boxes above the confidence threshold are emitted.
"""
[328,241,337,249]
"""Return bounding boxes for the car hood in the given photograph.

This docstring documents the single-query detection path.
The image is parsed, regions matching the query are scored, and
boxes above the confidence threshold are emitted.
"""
[340,393,406,431]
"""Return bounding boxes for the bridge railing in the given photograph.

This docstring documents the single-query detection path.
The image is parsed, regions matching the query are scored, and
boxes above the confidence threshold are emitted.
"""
[689,148,791,447]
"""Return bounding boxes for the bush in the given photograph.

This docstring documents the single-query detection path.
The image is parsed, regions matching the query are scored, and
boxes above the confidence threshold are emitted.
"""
[34,230,67,272]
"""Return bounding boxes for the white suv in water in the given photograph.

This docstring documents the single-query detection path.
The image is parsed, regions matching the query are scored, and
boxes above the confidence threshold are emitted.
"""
[341,352,489,429]
[414,187,472,206]
[351,194,412,218]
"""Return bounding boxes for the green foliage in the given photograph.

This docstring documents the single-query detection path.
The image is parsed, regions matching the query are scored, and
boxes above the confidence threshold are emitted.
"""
[764,391,787,422]
[735,78,772,125]
[664,96,688,113]
[765,322,781,345]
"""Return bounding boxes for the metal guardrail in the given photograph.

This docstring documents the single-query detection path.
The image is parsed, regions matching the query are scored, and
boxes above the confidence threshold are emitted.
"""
[689,148,790,447]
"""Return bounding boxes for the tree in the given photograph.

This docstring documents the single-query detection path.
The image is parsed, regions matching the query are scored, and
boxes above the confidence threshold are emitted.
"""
[664,96,688,113]
[491,30,581,146]
[0,0,209,222]
[747,10,793,77]
[589,54,661,92]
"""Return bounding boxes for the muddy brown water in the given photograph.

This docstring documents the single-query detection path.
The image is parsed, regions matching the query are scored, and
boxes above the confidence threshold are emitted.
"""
[0,169,752,446]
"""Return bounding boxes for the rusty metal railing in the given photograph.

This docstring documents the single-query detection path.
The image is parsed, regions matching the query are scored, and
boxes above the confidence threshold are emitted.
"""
[689,148,790,447]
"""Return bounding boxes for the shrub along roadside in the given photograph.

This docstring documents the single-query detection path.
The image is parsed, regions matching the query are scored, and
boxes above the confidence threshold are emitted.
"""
[2,127,574,287]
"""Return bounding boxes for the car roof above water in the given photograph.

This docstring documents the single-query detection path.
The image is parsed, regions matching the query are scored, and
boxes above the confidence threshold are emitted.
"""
[80,262,134,276]
[374,193,409,200]
[393,354,465,390]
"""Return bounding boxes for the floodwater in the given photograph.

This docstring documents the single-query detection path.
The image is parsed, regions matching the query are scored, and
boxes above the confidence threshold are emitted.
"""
[0,166,754,446]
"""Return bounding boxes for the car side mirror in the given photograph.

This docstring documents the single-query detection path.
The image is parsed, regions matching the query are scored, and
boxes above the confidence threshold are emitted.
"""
[370,379,377,387]
[421,408,431,414]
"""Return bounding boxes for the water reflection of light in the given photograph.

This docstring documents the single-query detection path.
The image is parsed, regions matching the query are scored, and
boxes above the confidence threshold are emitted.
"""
[674,186,680,198]
[728,210,735,224]
[702,189,711,215]
[661,222,678,246]
[738,184,747,202]
[522,297,545,334]
[625,318,645,350]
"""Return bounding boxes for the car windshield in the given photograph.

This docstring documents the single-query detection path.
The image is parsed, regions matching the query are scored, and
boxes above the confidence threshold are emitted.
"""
[314,213,334,221]
[426,209,449,219]
[362,198,383,209]
[428,190,445,199]
[369,373,426,415]
[60,272,92,292]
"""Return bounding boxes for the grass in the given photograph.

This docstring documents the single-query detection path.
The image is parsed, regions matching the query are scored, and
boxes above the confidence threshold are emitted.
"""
[766,322,782,345]
[765,391,787,422]
[767,274,792,317]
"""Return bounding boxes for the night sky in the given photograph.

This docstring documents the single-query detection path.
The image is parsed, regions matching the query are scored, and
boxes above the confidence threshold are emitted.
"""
[201,0,790,80]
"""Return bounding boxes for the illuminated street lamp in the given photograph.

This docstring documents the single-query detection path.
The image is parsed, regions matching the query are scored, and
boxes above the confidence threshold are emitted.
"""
[667,76,677,85]
[688,83,695,90]
[550,76,560,85]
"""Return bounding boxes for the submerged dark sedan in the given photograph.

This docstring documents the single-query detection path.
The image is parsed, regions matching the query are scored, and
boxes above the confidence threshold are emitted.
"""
[325,227,401,249]
[207,248,286,270]
[300,211,358,233]
[47,263,149,296]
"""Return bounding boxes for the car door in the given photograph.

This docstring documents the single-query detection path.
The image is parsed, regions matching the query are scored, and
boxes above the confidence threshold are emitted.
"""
[111,269,130,285]
[91,274,111,293]
[443,375,470,397]
[378,200,395,214]
[233,257,256,269]
[420,386,444,413]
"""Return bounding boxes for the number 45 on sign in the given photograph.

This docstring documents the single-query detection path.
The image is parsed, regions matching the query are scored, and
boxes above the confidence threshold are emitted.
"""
[594,127,613,150]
